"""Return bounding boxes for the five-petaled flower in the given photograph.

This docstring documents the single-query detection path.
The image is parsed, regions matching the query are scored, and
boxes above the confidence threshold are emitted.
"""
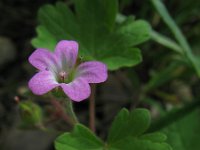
[28,40,108,102]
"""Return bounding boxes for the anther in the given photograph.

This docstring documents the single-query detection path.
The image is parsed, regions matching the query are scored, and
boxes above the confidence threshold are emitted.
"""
[59,71,67,82]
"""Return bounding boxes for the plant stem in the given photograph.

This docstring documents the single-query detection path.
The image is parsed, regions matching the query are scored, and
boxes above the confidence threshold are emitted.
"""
[50,98,75,126]
[64,99,79,124]
[89,84,96,133]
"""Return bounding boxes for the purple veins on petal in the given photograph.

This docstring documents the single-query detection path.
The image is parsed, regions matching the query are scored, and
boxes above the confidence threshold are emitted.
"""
[55,40,78,71]
[28,71,59,95]
[76,61,108,83]
[28,48,60,73]
[61,77,91,102]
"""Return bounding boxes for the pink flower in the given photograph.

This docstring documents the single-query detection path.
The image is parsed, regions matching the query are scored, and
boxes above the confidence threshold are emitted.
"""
[28,40,107,102]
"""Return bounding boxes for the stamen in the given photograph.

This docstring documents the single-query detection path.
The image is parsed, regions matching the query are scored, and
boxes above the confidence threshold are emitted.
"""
[59,71,67,82]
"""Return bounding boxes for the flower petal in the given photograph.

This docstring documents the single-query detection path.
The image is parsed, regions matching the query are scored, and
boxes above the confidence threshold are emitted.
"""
[61,77,91,102]
[29,48,60,72]
[55,40,78,70]
[28,71,58,95]
[76,61,108,83]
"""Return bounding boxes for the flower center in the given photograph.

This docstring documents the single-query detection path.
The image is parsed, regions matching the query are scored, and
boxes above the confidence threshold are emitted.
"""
[59,71,67,82]
[58,70,75,83]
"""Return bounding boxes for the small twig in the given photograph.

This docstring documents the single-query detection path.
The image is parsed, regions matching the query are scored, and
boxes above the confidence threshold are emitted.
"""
[89,84,96,133]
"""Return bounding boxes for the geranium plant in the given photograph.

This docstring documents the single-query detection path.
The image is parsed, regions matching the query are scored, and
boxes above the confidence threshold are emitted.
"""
[13,0,200,150]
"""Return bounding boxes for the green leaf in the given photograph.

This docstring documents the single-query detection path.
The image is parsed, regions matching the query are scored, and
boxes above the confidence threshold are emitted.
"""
[32,2,79,51]
[107,108,150,143]
[32,26,57,50]
[74,0,117,32]
[32,1,150,70]
[110,137,172,150]
[107,108,172,150]
[117,20,151,47]
[163,109,200,150]
[140,132,167,142]
[55,124,104,150]
[55,109,171,150]
[102,48,142,70]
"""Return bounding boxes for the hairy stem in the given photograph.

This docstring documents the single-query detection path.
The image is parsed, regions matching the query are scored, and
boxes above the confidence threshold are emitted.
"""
[64,99,79,124]
[89,84,96,133]
[50,98,75,126]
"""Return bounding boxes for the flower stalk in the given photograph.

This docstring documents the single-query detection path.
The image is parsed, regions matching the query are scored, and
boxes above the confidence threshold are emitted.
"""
[89,84,96,133]
[51,98,75,126]
[64,98,79,124]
